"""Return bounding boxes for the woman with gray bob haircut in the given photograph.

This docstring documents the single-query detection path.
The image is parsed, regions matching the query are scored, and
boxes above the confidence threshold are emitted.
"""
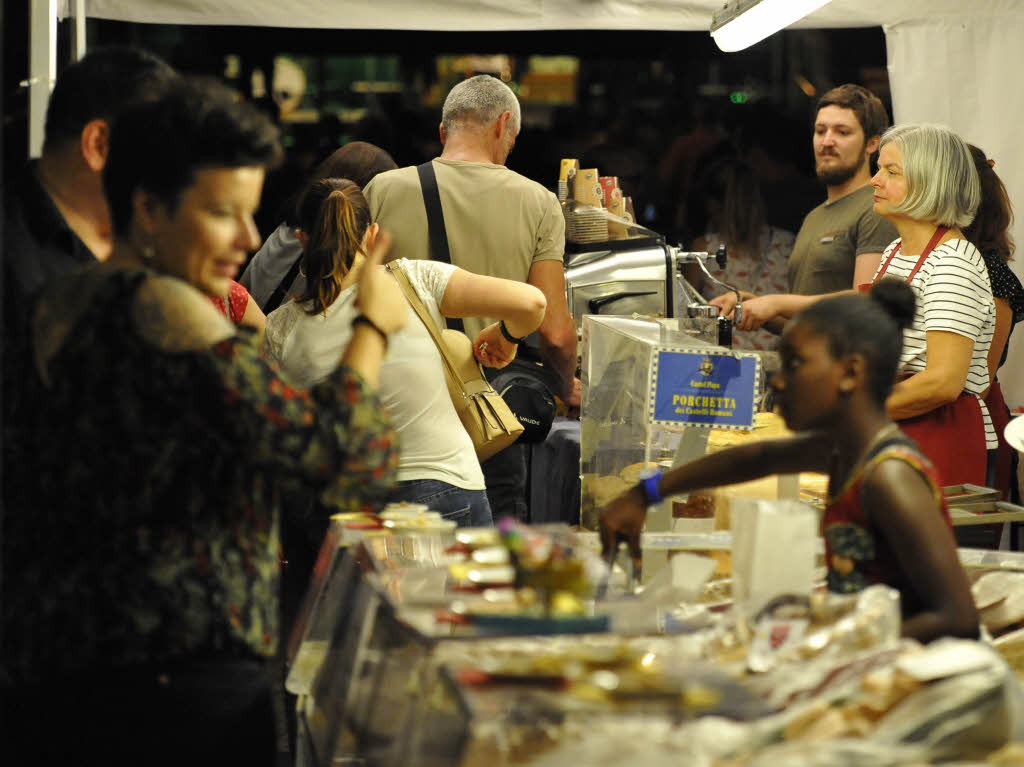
[869,122,995,490]
[877,123,981,228]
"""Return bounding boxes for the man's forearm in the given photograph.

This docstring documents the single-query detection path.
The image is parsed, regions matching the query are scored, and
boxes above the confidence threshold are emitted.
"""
[539,335,577,397]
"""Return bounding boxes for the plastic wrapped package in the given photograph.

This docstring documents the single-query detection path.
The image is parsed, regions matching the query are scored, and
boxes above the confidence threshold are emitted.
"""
[740,739,929,767]
[724,640,1024,766]
[742,586,904,708]
[871,639,1024,761]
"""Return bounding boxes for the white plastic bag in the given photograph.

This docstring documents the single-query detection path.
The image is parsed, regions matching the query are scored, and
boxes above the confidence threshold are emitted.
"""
[731,498,818,614]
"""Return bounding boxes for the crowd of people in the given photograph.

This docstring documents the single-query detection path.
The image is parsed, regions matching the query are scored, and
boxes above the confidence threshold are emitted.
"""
[1,43,1021,766]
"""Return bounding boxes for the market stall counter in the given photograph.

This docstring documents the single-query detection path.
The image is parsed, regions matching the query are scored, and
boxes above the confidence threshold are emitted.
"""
[288,515,1024,767]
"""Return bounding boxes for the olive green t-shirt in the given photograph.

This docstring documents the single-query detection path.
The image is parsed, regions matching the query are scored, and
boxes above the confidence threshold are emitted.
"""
[787,184,898,295]
[364,158,565,339]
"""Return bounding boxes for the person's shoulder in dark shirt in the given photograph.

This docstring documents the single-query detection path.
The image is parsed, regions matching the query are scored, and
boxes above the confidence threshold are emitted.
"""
[4,162,96,307]
[3,163,97,421]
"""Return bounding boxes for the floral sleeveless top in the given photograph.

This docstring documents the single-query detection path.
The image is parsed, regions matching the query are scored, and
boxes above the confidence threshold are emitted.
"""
[3,268,398,683]
[823,440,952,615]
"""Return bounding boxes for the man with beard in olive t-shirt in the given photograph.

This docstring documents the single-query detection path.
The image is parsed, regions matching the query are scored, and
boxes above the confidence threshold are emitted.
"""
[711,84,898,333]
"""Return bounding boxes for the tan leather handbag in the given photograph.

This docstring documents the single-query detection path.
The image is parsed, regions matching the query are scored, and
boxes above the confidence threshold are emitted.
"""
[386,263,523,462]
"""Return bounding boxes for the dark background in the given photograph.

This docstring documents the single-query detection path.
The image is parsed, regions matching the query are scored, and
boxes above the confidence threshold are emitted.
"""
[3,10,890,250]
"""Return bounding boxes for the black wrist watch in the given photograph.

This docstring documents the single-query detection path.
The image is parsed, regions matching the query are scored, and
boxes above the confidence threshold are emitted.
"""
[499,320,527,345]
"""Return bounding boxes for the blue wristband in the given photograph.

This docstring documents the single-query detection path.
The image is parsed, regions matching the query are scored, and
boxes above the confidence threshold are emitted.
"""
[640,472,663,506]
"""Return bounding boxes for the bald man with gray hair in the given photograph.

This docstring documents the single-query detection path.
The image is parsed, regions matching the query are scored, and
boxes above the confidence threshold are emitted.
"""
[364,74,578,522]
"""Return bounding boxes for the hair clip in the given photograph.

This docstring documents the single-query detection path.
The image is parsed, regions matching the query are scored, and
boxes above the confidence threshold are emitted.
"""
[988,158,996,168]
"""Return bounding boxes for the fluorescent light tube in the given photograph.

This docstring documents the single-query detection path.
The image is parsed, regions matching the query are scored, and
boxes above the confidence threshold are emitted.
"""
[711,0,835,52]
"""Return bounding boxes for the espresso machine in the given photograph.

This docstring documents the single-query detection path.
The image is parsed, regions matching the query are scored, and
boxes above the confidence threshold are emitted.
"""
[564,233,743,348]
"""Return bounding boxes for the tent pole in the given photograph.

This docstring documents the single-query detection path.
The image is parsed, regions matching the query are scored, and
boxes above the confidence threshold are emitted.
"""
[70,0,87,62]
[28,0,57,159]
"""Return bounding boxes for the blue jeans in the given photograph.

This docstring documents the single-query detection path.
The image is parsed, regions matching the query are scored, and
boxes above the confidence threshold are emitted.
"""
[390,479,493,527]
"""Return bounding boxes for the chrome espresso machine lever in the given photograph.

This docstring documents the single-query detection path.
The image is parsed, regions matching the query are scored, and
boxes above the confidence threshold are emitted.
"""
[671,244,743,347]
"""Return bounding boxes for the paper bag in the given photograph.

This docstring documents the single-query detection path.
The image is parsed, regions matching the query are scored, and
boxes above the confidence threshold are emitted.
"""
[731,498,818,614]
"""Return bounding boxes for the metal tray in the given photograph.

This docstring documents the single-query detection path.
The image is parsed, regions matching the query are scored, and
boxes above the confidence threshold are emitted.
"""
[943,484,1001,506]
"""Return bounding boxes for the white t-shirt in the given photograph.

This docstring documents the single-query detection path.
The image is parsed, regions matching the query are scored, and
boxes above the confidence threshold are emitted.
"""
[873,237,997,448]
[264,258,485,489]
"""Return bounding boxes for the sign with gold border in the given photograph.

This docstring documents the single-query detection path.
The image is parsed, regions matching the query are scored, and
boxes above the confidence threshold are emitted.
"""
[648,348,760,429]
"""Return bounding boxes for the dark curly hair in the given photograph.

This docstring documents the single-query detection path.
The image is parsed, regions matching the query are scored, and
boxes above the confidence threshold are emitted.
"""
[103,77,283,238]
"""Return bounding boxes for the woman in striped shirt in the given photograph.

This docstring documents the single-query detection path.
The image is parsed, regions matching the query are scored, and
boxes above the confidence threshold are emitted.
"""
[870,123,995,487]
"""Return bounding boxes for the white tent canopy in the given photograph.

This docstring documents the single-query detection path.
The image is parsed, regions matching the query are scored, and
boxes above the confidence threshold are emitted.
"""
[42,0,1024,406]
[54,0,1023,31]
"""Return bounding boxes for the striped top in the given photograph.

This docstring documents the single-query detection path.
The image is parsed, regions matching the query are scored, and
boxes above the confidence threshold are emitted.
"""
[874,237,996,448]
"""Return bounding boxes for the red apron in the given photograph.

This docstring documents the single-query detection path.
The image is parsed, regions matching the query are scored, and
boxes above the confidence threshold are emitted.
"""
[897,393,987,487]
[875,227,988,486]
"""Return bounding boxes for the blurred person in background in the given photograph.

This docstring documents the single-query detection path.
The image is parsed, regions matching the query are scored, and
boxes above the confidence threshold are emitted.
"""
[3,78,404,766]
[965,144,1024,501]
[241,140,398,312]
[685,156,795,351]
[3,46,178,420]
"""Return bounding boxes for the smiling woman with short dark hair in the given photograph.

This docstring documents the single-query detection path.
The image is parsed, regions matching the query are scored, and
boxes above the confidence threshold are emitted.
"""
[3,77,407,765]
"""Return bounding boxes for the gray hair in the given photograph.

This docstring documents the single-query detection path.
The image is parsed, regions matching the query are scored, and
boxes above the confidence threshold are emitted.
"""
[879,123,980,228]
[441,75,521,136]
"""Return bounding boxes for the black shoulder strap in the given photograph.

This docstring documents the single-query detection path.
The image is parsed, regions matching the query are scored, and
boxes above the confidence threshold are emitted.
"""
[263,255,303,314]
[416,161,464,333]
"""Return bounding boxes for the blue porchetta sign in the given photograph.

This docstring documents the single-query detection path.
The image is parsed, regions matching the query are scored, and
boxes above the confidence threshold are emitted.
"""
[649,349,760,429]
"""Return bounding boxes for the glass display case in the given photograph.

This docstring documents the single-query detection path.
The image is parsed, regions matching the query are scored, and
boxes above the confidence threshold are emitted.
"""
[579,314,763,530]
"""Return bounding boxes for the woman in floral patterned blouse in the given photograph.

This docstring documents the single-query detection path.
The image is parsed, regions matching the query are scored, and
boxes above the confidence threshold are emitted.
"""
[3,78,404,765]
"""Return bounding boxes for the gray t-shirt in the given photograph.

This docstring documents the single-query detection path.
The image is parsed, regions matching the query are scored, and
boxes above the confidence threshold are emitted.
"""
[239,222,305,312]
[787,184,898,295]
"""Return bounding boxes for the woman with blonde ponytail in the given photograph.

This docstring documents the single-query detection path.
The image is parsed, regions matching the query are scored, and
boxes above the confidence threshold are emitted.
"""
[265,177,547,526]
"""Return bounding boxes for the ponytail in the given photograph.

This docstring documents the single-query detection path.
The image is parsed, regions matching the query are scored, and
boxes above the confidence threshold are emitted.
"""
[964,144,1015,262]
[293,177,372,315]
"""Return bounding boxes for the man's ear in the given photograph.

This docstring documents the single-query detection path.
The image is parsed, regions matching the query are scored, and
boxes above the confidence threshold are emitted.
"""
[865,134,881,156]
[438,122,447,145]
[80,119,110,172]
[494,110,512,139]
[294,228,310,250]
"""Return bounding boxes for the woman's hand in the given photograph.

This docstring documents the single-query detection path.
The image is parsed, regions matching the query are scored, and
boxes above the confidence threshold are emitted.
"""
[473,323,517,368]
[355,231,406,335]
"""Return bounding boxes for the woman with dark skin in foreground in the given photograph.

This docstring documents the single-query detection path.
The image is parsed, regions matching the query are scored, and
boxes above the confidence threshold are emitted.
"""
[600,280,979,644]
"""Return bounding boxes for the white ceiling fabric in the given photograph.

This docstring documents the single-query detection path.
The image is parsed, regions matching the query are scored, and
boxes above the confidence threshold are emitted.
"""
[61,0,1019,31]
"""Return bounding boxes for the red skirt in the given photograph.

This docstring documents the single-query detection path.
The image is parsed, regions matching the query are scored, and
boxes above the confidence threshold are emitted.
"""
[898,392,987,488]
